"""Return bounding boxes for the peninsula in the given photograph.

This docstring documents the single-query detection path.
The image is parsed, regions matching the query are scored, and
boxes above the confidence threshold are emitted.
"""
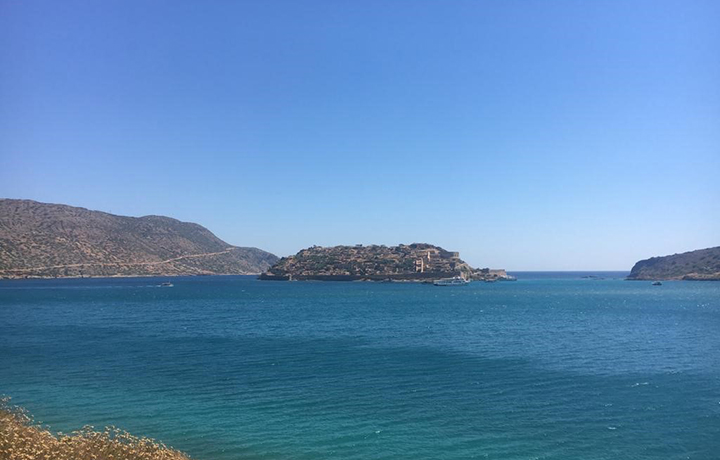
[627,246,720,281]
[260,243,512,282]
[0,199,278,279]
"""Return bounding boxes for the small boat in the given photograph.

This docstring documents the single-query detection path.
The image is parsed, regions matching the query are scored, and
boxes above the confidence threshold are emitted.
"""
[652,281,662,286]
[160,282,174,287]
[434,276,470,286]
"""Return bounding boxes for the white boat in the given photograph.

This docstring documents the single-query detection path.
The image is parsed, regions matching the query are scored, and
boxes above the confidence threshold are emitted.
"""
[433,276,469,286]
[160,282,174,287]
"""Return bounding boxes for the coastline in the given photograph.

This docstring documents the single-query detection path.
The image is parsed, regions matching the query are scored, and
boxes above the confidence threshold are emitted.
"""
[0,272,262,281]
[0,398,194,460]
[259,271,458,282]
[626,276,720,281]
[626,273,720,281]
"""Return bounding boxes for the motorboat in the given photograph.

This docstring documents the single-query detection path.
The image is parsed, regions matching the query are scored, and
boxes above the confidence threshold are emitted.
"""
[433,276,470,286]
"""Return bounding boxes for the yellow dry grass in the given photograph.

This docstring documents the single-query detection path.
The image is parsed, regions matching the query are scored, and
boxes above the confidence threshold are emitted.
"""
[0,397,194,460]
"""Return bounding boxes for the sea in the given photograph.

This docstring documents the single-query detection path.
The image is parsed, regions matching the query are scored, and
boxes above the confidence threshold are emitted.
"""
[1,273,719,460]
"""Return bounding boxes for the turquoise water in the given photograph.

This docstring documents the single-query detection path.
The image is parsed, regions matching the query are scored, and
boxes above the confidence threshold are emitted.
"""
[1,274,719,459]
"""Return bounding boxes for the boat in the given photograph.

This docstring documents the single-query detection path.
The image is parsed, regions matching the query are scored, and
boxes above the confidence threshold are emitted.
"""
[160,282,174,287]
[433,276,470,286]
[652,281,662,286]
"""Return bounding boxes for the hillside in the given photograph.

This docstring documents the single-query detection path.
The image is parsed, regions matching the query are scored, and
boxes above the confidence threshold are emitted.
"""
[627,247,720,281]
[260,243,510,281]
[0,199,278,278]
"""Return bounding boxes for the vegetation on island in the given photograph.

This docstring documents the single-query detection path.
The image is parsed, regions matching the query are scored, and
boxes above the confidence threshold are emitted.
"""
[627,246,720,281]
[260,243,511,281]
[0,397,193,460]
[0,199,278,279]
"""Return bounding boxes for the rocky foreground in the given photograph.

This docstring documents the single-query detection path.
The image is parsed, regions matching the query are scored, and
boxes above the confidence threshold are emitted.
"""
[0,199,278,279]
[260,243,511,282]
[627,246,720,281]
[0,397,194,460]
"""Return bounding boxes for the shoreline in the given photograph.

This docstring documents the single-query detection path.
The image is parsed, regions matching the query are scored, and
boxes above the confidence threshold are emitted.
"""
[0,273,262,281]
[0,397,195,460]
[626,276,720,281]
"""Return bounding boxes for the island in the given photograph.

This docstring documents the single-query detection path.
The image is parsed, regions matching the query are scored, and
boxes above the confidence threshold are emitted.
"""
[627,246,720,281]
[0,199,278,279]
[259,243,513,282]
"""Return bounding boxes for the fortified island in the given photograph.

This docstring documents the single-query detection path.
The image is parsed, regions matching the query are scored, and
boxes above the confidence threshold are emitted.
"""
[260,243,513,282]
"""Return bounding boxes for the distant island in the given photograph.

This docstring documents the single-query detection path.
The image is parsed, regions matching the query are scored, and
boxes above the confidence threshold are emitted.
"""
[0,199,278,279]
[627,246,720,281]
[260,243,512,282]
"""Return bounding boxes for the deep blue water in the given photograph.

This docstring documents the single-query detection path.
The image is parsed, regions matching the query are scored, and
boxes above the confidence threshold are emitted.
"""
[1,273,719,460]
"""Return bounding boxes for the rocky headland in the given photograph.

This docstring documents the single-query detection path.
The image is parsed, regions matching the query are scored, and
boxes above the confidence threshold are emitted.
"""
[260,243,512,282]
[627,246,720,281]
[0,199,278,279]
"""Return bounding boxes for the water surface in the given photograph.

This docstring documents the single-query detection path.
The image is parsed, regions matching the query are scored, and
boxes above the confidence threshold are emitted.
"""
[1,273,718,459]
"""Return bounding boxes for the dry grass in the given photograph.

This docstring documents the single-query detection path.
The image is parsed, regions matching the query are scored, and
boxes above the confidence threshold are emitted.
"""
[0,397,194,460]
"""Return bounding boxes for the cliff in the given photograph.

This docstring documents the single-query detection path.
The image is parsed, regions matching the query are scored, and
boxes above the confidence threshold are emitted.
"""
[260,243,509,282]
[0,199,278,278]
[627,247,720,281]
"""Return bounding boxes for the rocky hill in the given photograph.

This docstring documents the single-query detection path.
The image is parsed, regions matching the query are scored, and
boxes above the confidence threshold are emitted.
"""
[0,199,278,279]
[627,247,720,281]
[260,243,509,281]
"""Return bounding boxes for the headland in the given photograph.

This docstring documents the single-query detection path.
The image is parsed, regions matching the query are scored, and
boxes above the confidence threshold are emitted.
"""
[627,246,720,281]
[0,199,278,279]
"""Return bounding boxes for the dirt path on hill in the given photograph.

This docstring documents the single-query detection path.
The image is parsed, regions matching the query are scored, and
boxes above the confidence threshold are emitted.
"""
[0,247,237,274]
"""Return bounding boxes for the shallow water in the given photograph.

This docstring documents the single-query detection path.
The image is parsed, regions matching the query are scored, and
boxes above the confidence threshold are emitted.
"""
[1,273,719,459]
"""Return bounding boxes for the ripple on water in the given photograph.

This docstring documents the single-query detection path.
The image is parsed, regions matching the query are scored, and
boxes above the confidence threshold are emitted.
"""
[1,276,719,460]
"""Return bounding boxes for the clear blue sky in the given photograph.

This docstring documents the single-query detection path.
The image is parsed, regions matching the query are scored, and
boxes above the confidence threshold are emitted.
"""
[1,0,718,270]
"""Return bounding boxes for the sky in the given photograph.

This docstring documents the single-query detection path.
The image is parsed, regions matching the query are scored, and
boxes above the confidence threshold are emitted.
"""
[1,0,718,270]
